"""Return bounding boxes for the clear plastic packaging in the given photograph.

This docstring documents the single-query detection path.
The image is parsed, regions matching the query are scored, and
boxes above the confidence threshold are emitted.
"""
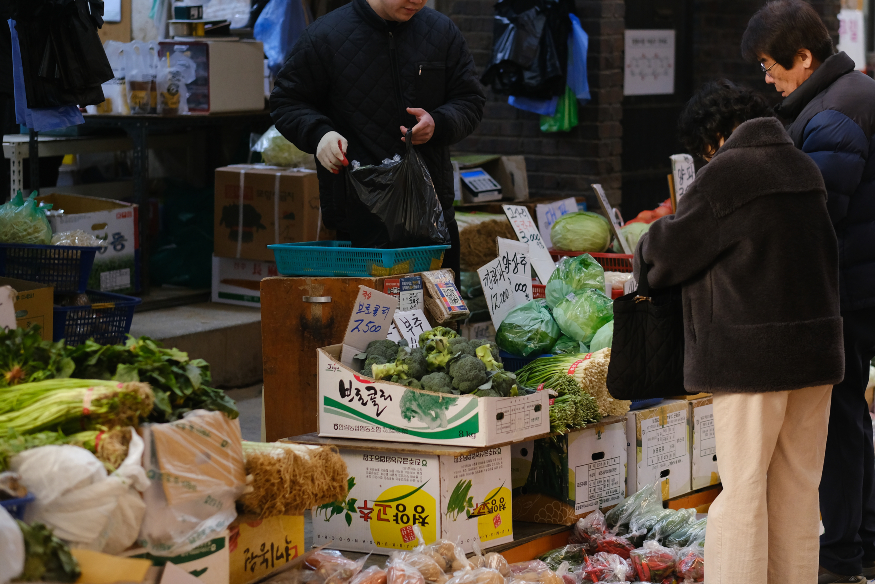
[252,126,314,168]
[391,552,449,584]
[349,567,388,584]
[446,568,505,584]
[509,560,564,584]
[675,543,704,582]
[125,41,157,115]
[605,480,662,530]
[310,552,367,584]
[647,508,697,543]
[594,535,635,560]
[538,545,588,571]
[545,255,605,310]
[629,541,676,583]
[386,559,427,584]
[0,191,52,245]
[579,552,633,583]
[552,288,614,345]
[51,230,104,247]
[664,517,707,549]
[157,46,197,115]
[570,510,608,553]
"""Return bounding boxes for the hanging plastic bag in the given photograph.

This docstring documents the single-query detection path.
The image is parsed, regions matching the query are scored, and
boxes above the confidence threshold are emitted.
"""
[508,95,559,116]
[0,505,24,584]
[567,15,591,103]
[0,191,53,245]
[540,86,578,133]
[88,41,129,115]
[496,299,561,357]
[347,132,450,248]
[254,0,310,75]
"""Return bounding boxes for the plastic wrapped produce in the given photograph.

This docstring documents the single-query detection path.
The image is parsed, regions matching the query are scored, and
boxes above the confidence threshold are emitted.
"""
[664,517,707,549]
[552,289,613,344]
[252,125,314,168]
[387,560,426,584]
[605,481,662,530]
[496,300,561,357]
[570,510,608,552]
[350,567,388,584]
[545,255,605,310]
[446,569,505,584]
[594,535,635,560]
[0,191,52,245]
[629,541,676,583]
[579,552,633,583]
[648,508,696,543]
[391,552,449,584]
[675,543,704,582]
[509,560,564,584]
[51,230,104,247]
[538,545,588,571]
[629,506,673,545]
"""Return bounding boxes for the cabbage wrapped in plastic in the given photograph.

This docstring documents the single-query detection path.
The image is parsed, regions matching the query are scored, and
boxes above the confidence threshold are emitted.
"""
[553,289,613,344]
[252,125,314,168]
[551,334,587,355]
[550,212,611,252]
[588,321,613,352]
[0,191,52,245]
[545,254,605,310]
[496,300,561,357]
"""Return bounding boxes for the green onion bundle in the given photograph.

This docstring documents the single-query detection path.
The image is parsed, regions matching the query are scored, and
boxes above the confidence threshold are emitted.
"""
[0,379,105,415]
[517,354,604,433]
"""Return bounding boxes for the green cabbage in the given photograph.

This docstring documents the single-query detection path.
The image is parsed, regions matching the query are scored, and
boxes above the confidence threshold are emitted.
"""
[553,288,614,344]
[496,300,561,357]
[589,321,614,352]
[253,126,312,168]
[551,334,588,355]
[611,222,651,253]
[545,254,605,309]
[551,212,611,252]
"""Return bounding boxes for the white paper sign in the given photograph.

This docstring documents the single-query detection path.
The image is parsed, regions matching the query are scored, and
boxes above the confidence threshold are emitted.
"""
[341,286,398,366]
[0,287,16,332]
[592,184,632,255]
[503,205,556,282]
[393,310,432,348]
[104,0,122,22]
[839,9,866,71]
[624,30,675,96]
[478,256,515,330]
[386,323,402,342]
[497,237,532,307]
[536,197,577,249]
[670,154,695,205]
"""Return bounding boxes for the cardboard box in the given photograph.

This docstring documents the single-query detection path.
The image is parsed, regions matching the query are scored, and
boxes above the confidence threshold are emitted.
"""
[214,165,323,262]
[211,255,278,307]
[312,444,512,553]
[459,321,496,343]
[511,416,627,525]
[317,344,549,447]
[0,277,53,340]
[229,515,304,584]
[130,535,230,584]
[38,193,140,293]
[626,400,691,500]
[690,396,720,490]
[158,41,265,113]
[452,155,528,206]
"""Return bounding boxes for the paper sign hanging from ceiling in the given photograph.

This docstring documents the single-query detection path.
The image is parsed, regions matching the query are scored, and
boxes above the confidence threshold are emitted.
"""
[341,286,398,366]
[624,30,675,96]
[536,197,577,249]
[497,237,532,307]
[503,205,555,282]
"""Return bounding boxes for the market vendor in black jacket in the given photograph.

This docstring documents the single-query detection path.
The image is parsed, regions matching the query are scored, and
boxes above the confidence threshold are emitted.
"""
[743,2,875,582]
[635,81,843,584]
[269,0,485,280]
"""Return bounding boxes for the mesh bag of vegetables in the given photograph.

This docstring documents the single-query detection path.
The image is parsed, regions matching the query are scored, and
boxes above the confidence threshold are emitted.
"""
[550,212,611,252]
[0,191,52,245]
[496,300,561,357]
[552,288,613,344]
[545,254,605,310]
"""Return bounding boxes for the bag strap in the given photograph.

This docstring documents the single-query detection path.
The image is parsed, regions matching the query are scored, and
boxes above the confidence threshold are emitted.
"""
[636,260,652,299]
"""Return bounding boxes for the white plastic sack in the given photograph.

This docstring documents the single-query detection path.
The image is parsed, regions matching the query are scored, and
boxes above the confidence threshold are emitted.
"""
[0,505,24,583]
[11,429,149,553]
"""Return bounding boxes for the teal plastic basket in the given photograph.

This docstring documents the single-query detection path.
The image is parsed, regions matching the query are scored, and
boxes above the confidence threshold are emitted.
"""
[268,241,449,277]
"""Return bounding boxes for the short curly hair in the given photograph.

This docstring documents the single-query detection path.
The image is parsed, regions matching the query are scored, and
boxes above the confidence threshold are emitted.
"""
[677,80,774,159]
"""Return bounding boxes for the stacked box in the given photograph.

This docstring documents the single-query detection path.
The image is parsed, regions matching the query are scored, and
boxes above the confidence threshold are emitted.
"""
[626,400,692,500]
[690,396,720,490]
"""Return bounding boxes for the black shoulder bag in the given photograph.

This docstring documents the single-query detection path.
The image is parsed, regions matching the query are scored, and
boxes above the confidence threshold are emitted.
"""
[606,261,686,400]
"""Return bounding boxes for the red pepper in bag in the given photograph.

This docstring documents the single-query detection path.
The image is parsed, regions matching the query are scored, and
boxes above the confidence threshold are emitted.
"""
[594,535,635,560]
[675,546,705,582]
[629,542,676,583]
[579,552,632,582]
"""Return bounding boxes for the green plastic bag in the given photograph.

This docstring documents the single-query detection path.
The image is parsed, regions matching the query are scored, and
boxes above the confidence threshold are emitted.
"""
[496,299,561,357]
[551,334,588,355]
[0,191,52,245]
[540,86,578,133]
[553,288,613,344]
[545,254,605,310]
[589,321,614,352]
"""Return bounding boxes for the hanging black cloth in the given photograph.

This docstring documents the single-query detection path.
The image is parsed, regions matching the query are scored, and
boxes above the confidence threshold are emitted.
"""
[480,0,575,99]
[10,0,113,108]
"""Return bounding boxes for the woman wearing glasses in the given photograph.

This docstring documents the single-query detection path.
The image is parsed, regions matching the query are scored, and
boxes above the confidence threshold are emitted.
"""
[633,79,844,584]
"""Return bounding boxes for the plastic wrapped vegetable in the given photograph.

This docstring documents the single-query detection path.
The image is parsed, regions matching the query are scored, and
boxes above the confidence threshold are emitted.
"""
[588,321,613,353]
[594,535,635,560]
[665,517,707,549]
[391,552,449,584]
[675,543,705,582]
[0,191,52,245]
[569,510,608,553]
[605,480,662,530]
[551,212,611,252]
[350,567,388,584]
[387,560,427,584]
[579,553,633,583]
[629,507,673,546]
[306,550,365,584]
[419,538,469,573]
[552,289,613,344]
[551,335,587,355]
[496,300,561,357]
[648,508,697,543]
[554,561,577,584]
[51,230,104,247]
[252,125,314,168]
[538,545,587,571]
[629,541,676,582]
[446,568,505,584]
[508,561,564,584]
[545,255,605,310]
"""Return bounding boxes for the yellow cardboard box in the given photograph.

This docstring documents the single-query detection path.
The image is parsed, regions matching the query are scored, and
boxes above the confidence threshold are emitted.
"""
[0,277,53,341]
[230,515,304,584]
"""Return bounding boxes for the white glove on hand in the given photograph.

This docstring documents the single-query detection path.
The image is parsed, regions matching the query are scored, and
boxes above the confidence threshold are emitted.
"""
[316,131,349,173]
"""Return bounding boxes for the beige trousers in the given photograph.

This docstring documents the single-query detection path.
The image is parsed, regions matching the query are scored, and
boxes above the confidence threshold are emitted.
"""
[705,385,832,584]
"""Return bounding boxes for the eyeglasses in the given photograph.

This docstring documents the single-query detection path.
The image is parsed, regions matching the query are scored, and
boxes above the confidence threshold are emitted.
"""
[760,60,778,75]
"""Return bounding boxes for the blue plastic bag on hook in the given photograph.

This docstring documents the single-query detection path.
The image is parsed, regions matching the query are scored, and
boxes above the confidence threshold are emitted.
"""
[254,0,311,75]
[567,14,591,103]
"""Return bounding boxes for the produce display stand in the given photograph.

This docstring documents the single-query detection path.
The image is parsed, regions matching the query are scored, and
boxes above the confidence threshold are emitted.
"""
[666,483,722,513]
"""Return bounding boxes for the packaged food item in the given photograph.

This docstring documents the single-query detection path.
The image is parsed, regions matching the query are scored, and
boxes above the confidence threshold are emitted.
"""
[628,506,673,545]
[629,541,676,583]
[421,270,469,324]
[663,516,706,549]
[350,567,388,584]
[594,534,635,560]
[570,510,608,553]
[579,552,633,583]
[485,553,511,578]
[387,560,427,584]
[554,561,578,584]
[538,545,588,571]
[391,552,449,584]
[648,508,696,543]
[675,544,704,582]
[446,568,504,584]
[509,560,564,584]
[604,480,662,530]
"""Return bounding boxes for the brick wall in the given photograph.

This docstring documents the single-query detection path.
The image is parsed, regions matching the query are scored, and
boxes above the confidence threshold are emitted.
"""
[441,0,626,207]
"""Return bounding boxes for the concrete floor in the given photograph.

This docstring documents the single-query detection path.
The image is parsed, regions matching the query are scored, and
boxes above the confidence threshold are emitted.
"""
[226,384,263,442]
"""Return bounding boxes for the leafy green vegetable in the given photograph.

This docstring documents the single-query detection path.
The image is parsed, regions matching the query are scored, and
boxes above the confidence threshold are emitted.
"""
[552,289,614,344]
[496,300,561,357]
[551,334,586,355]
[550,211,611,252]
[612,221,651,253]
[589,321,614,353]
[0,430,98,471]
[16,521,81,582]
[545,254,605,310]
[0,327,74,387]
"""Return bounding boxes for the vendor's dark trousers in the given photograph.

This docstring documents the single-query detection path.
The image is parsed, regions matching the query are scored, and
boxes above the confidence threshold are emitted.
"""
[820,307,875,575]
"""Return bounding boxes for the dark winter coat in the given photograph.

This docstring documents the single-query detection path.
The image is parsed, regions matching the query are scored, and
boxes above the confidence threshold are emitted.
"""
[635,117,844,393]
[270,0,486,234]
[775,51,875,313]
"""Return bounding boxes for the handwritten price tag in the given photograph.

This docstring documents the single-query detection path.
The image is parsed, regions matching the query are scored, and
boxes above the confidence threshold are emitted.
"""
[497,237,532,307]
[386,322,403,342]
[536,197,577,249]
[478,255,514,330]
[670,154,695,205]
[393,309,432,348]
[503,205,556,282]
[341,286,398,366]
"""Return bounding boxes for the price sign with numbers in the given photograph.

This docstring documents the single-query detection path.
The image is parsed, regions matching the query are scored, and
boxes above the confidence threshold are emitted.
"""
[502,205,556,282]
[341,286,398,366]
[478,256,515,330]
[393,309,432,348]
[497,237,532,307]
[670,154,695,207]
[535,197,577,249]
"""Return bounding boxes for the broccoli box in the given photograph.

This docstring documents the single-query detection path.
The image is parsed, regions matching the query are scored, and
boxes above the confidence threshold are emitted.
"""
[626,400,692,500]
[510,416,627,525]
[689,396,720,490]
[306,438,512,554]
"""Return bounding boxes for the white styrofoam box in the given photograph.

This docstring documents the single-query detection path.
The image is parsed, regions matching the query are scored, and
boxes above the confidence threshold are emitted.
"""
[626,400,691,500]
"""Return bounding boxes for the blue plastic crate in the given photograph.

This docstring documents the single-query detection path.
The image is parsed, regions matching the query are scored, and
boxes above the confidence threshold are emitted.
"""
[268,241,449,277]
[0,243,100,293]
[0,493,34,520]
[630,398,665,411]
[54,290,141,345]
[500,350,553,373]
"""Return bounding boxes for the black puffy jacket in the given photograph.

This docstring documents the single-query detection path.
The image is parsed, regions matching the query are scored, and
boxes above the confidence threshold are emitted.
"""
[270,0,486,233]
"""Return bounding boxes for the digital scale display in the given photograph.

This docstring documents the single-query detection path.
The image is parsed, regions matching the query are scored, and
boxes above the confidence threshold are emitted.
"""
[460,168,502,201]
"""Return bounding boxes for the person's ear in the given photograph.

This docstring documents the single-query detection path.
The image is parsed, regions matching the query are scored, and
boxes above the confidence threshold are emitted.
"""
[799,48,815,69]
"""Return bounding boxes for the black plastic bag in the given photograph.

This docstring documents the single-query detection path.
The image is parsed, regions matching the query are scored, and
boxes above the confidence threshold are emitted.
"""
[346,132,450,248]
[480,0,575,98]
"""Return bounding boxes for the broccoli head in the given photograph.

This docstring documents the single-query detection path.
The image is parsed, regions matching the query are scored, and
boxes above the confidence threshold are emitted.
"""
[399,378,423,390]
[489,370,518,397]
[420,372,454,394]
[475,344,503,372]
[362,354,388,378]
[448,337,476,358]
[372,361,405,381]
[470,339,501,362]
[448,355,488,394]
[418,326,459,347]
[366,339,400,361]
[399,388,459,429]
[473,388,502,398]
[397,346,428,380]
